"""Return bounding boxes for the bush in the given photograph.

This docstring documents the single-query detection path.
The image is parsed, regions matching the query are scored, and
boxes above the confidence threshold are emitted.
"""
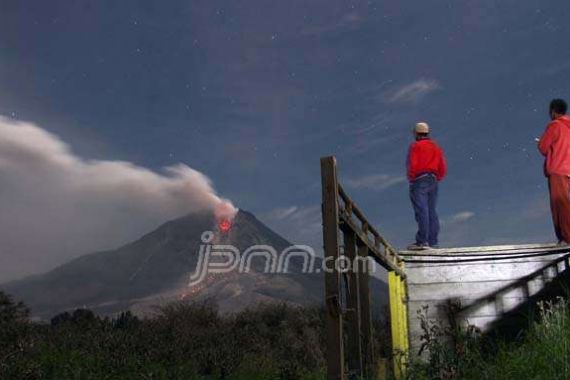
[471,297,570,380]
[407,297,570,380]
[406,302,484,380]
[0,295,326,380]
[0,291,34,376]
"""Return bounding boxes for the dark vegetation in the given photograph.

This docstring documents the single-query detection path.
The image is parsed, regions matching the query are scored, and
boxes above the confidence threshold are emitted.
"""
[0,290,330,379]
[407,298,570,380]
[0,291,393,380]
[5,287,570,380]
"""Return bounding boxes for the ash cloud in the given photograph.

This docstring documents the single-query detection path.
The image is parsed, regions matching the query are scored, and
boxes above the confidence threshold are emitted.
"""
[0,117,236,282]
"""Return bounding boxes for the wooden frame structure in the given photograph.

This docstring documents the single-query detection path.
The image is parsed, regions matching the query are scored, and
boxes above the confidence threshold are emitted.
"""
[320,156,409,380]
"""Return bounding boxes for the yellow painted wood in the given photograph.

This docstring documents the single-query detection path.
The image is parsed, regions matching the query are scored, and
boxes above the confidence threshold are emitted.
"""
[389,272,402,379]
[389,267,409,380]
[401,278,409,353]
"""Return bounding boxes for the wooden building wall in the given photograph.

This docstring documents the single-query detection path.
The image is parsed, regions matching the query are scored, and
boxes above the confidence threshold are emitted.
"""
[403,244,570,358]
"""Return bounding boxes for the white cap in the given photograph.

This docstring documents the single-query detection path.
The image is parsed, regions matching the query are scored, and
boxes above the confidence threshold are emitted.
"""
[415,122,430,134]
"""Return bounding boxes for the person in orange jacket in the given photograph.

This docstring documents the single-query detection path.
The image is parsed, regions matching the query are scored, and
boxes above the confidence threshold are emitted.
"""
[538,99,570,245]
[407,122,447,250]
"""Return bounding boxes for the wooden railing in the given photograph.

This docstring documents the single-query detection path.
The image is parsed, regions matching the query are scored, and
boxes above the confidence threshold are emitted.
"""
[320,156,409,380]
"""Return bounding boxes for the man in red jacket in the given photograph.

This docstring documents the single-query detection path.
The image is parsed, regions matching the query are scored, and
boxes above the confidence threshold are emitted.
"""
[407,122,447,250]
[538,99,570,245]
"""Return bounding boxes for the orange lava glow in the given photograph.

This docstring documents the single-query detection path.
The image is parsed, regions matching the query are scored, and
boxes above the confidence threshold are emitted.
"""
[218,219,232,233]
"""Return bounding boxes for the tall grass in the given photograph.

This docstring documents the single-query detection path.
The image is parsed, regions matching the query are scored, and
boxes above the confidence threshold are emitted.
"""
[407,297,570,380]
[470,297,570,380]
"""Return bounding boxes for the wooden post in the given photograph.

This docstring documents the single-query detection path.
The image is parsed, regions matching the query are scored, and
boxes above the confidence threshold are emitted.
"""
[357,242,375,379]
[343,229,363,378]
[389,268,409,380]
[321,156,345,380]
[400,262,410,370]
[321,155,408,380]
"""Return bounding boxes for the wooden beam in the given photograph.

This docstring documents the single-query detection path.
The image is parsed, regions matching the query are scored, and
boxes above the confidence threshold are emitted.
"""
[338,184,399,254]
[399,243,569,255]
[399,264,409,372]
[342,229,363,378]
[321,155,410,379]
[339,212,406,278]
[321,156,345,380]
[357,242,374,379]
[389,271,404,379]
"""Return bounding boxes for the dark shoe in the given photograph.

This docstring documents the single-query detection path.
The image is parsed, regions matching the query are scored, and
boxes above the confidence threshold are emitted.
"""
[407,243,430,251]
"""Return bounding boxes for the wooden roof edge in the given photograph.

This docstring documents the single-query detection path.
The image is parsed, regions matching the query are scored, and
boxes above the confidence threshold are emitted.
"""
[399,242,565,255]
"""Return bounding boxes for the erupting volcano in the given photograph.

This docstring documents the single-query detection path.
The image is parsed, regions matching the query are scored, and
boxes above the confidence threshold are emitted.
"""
[214,199,238,234]
[2,209,370,318]
[218,218,232,233]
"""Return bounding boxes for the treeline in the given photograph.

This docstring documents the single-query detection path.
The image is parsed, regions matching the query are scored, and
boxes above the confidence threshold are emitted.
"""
[7,288,568,380]
[0,290,331,379]
[0,291,393,380]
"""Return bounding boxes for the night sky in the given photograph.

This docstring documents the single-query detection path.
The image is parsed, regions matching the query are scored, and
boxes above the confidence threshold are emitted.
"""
[2,0,570,263]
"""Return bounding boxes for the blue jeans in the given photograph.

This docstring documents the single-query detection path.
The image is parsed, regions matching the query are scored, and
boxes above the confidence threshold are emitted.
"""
[410,175,440,246]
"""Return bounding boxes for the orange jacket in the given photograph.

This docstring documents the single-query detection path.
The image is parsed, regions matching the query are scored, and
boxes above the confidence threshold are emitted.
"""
[407,138,447,182]
[538,115,570,177]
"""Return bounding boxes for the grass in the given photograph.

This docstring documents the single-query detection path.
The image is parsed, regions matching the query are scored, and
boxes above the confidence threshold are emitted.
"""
[407,297,570,380]
[4,288,570,380]
[469,298,570,380]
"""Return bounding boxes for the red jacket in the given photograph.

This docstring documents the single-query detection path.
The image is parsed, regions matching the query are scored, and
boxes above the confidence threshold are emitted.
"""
[538,115,570,177]
[407,138,447,181]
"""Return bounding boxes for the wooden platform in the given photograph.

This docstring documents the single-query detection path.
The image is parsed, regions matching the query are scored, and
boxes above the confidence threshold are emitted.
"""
[400,242,564,255]
[402,243,570,358]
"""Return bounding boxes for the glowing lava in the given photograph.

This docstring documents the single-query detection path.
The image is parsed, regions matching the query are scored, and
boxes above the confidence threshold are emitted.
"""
[214,199,237,234]
[218,218,232,233]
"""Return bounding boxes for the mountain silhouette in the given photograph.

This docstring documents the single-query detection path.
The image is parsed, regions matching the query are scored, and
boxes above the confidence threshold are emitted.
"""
[2,210,387,319]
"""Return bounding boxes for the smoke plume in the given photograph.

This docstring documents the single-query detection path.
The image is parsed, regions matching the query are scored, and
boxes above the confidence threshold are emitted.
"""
[0,116,236,282]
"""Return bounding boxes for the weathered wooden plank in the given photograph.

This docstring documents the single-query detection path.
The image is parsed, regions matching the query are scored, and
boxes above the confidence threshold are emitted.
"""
[408,315,501,356]
[338,184,400,257]
[400,243,566,255]
[339,212,406,277]
[343,229,363,378]
[407,276,558,301]
[357,243,374,379]
[462,315,511,332]
[400,272,410,369]
[406,260,564,284]
[406,256,567,268]
[405,256,567,268]
[408,314,516,348]
[320,156,345,380]
[405,245,570,361]
[389,271,404,379]
[408,297,534,319]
